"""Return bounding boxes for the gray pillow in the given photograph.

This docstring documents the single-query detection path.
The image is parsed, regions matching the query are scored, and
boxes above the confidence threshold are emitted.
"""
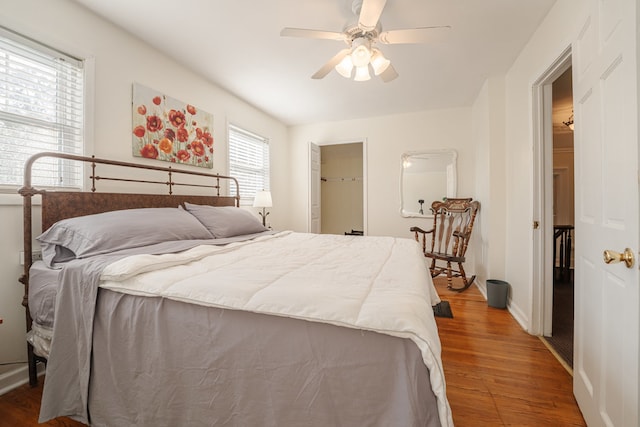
[184,203,268,238]
[37,207,214,267]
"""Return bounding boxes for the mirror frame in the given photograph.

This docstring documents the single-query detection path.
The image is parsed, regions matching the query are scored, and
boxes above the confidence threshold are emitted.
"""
[399,149,458,218]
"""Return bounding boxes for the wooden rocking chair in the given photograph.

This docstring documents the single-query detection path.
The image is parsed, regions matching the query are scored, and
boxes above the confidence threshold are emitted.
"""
[410,198,480,292]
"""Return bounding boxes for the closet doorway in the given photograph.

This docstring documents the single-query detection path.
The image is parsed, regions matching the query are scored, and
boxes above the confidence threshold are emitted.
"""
[319,142,365,235]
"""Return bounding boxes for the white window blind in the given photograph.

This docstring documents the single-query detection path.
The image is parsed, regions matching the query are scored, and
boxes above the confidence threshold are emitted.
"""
[0,27,84,190]
[228,124,269,205]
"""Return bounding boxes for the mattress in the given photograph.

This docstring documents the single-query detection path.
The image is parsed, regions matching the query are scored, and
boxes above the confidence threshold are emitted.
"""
[28,260,61,328]
[27,261,61,357]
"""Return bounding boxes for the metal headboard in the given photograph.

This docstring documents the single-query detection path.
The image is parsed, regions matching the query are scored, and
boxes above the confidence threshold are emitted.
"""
[18,152,240,385]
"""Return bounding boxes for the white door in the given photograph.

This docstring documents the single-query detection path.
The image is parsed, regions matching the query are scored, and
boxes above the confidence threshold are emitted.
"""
[572,0,638,425]
[309,142,321,233]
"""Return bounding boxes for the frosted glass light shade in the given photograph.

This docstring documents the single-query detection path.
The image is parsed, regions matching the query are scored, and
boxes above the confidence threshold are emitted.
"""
[335,55,354,78]
[354,65,371,81]
[350,38,371,67]
[370,49,390,75]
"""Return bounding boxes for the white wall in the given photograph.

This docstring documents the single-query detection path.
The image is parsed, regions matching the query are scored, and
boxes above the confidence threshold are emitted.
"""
[288,108,475,240]
[471,76,507,296]
[0,0,288,387]
[500,0,590,329]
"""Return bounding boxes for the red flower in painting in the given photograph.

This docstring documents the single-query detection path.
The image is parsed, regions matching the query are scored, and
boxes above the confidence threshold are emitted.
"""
[137,105,147,115]
[152,96,162,105]
[164,128,175,141]
[176,125,189,143]
[140,144,159,159]
[186,104,196,115]
[168,109,186,128]
[202,131,213,147]
[133,125,145,138]
[176,149,191,162]
[191,140,205,157]
[146,115,163,132]
[158,138,173,154]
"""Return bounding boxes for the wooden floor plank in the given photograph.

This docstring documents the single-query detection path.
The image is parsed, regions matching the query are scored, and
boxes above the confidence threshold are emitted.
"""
[0,278,586,426]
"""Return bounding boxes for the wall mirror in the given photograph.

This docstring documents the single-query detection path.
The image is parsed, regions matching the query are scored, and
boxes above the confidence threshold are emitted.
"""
[400,149,457,217]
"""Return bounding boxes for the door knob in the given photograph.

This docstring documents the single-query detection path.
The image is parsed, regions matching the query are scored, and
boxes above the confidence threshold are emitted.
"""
[603,248,635,268]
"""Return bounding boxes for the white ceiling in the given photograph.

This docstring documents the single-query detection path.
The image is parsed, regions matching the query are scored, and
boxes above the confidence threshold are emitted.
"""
[72,0,557,126]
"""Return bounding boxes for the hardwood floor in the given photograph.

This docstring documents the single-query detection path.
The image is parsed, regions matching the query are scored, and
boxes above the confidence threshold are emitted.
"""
[0,379,83,426]
[0,278,585,426]
[434,277,586,426]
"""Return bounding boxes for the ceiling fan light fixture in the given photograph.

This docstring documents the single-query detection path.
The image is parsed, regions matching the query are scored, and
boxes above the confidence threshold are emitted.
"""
[370,49,390,75]
[354,65,371,81]
[335,55,354,78]
[350,38,372,68]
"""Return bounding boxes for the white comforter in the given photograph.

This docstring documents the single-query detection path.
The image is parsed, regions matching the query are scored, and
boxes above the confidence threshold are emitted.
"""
[99,231,453,426]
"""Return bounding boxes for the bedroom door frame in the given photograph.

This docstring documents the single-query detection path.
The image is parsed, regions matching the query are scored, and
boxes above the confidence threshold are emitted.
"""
[308,139,368,235]
[531,47,572,336]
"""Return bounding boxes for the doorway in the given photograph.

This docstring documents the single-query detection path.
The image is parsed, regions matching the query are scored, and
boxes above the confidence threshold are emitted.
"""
[531,47,573,359]
[320,143,364,235]
[308,140,367,235]
[545,67,575,369]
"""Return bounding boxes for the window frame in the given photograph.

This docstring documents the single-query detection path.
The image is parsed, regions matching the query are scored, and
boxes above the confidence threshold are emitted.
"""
[227,123,270,206]
[0,25,92,194]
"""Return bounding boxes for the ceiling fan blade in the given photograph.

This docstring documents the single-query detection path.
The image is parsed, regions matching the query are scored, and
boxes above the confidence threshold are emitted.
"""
[358,0,387,31]
[378,26,451,44]
[379,64,398,82]
[280,27,346,41]
[312,49,351,79]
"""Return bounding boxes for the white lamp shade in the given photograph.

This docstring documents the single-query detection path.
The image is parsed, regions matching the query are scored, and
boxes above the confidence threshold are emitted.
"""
[350,38,371,68]
[335,55,354,78]
[253,190,272,208]
[370,49,390,75]
[354,65,371,82]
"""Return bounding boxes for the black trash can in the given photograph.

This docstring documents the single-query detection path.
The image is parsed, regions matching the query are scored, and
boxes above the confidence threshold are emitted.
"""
[486,279,509,309]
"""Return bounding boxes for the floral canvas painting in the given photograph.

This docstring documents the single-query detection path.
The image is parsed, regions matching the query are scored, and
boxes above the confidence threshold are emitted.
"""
[132,83,213,168]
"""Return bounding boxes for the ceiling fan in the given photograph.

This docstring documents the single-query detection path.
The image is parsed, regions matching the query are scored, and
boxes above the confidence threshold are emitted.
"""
[280,0,450,82]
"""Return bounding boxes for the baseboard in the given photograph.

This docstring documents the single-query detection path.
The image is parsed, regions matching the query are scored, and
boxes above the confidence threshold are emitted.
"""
[477,279,530,332]
[0,363,45,396]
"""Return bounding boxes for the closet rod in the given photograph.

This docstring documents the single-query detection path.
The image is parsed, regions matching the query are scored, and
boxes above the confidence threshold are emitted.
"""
[320,176,362,182]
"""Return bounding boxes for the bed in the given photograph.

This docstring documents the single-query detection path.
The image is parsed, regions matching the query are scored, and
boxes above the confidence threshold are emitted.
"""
[19,153,453,426]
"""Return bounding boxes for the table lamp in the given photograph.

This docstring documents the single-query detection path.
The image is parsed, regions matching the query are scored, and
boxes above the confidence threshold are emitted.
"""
[253,190,272,227]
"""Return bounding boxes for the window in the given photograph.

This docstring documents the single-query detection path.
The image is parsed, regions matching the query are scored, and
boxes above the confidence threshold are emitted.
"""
[0,27,84,190]
[228,124,269,205]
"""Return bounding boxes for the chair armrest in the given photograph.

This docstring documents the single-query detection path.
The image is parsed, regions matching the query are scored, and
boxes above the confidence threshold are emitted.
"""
[453,230,470,239]
[410,226,435,234]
